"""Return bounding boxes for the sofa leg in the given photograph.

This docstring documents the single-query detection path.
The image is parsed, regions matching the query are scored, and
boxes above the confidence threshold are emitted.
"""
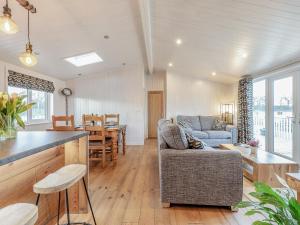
[162,202,171,208]
[230,206,238,212]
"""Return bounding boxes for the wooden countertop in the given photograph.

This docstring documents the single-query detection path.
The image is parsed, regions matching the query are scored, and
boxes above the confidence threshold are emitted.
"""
[0,131,88,166]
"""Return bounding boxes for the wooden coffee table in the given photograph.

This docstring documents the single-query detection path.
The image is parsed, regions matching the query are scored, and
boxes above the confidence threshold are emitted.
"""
[286,173,300,202]
[220,144,298,187]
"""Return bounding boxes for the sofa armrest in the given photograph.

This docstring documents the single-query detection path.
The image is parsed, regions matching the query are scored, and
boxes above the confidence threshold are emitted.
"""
[226,125,238,144]
[159,148,243,205]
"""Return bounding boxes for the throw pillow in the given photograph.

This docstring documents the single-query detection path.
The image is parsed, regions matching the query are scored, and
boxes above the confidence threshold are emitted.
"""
[213,119,227,131]
[185,133,207,149]
[177,120,193,133]
[161,124,188,150]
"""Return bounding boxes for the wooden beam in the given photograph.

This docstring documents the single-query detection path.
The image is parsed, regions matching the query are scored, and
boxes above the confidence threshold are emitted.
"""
[138,0,153,74]
[15,0,37,13]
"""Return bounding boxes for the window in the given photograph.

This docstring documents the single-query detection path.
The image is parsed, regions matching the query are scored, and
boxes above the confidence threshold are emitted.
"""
[8,86,51,124]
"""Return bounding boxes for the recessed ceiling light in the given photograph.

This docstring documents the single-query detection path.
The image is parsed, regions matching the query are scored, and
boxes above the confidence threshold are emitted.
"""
[64,52,103,67]
[212,72,216,76]
[175,38,182,45]
[168,62,173,67]
[242,53,248,58]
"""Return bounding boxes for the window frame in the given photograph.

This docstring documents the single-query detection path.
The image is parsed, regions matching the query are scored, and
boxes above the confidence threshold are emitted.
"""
[8,86,52,125]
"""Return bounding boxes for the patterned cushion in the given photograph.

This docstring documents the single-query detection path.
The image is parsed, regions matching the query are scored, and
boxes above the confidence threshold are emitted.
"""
[213,119,227,130]
[161,124,188,150]
[177,115,202,131]
[177,120,193,133]
[199,116,216,130]
[205,130,232,139]
[185,133,207,149]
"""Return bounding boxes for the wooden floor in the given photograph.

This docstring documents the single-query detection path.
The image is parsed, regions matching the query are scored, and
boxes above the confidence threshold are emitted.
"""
[63,139,262,225]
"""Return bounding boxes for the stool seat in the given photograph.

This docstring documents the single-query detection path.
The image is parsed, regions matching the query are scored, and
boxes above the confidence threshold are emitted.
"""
[33,164,87,194]
[0,203,38,225]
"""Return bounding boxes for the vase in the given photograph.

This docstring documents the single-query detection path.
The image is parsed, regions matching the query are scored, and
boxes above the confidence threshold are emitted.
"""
[0,116,17,140]
[250,147,258,155]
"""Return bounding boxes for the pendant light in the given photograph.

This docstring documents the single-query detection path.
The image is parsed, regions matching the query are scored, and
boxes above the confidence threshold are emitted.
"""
[0,0,18,34]
[19,10,37,67]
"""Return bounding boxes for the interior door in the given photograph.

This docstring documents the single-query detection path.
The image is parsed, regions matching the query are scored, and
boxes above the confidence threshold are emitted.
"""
[148,91,164,138]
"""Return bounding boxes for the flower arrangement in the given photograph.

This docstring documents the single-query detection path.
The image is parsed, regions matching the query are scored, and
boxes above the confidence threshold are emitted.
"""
[0,92,34,140]
[247,139,260,148]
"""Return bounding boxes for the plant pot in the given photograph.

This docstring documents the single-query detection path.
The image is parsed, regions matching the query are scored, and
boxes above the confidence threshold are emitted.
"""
[250,147,258,155]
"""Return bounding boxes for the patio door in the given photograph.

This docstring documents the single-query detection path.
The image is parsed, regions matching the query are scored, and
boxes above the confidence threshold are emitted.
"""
[253,71,300,161]
[270,75,295,158]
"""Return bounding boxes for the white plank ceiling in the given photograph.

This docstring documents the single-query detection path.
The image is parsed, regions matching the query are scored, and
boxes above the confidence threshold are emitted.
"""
[1,0,300,83]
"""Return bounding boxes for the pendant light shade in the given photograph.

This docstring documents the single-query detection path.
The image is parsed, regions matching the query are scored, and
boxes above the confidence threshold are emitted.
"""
[19,10,37,67]
[0,1,19,34]
[19,43,37,67]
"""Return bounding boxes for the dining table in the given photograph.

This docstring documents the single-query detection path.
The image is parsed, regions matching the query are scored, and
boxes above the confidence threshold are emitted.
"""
[47,125,127,164]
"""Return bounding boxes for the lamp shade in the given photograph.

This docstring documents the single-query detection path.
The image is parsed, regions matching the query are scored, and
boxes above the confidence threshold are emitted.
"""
[19,50,37,67]
[0,15,18,34]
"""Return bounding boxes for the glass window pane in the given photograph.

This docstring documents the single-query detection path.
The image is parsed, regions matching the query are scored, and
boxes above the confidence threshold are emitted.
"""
[31,90,47,120]
[7,86,28,122]
[273,77,293,158]
[253,80,266,150]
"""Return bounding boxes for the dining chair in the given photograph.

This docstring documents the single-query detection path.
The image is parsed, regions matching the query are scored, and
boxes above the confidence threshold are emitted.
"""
[104,114,120,126]
[83,114,113,168]
[52,115,75,131]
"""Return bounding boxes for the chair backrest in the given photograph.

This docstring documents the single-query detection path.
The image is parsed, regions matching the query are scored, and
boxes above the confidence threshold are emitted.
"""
[52,115,75,131]
[105,113,120,125]
[82,114,105,141]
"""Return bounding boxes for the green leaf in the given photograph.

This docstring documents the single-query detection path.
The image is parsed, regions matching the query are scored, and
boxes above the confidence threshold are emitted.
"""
[288,198,300,223]
[253,221,272,225]
[236,201,254,208]
[15,114,25,129]
[245,210,264,216]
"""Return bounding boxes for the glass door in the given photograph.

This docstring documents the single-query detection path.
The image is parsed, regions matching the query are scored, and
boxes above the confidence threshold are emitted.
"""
[272,76,294,158]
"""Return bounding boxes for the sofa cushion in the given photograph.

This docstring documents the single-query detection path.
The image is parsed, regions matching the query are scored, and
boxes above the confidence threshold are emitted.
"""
[200,116,216,130]
[191,130,209,139]
[177,115,202,131]
[161,124,188,150]
[205,130,232,139]
[185,133,207,149]
[213,119,227,131]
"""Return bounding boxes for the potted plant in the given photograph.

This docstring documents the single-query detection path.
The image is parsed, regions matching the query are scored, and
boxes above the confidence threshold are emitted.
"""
[236,175,300,225]
[0,92,34,140]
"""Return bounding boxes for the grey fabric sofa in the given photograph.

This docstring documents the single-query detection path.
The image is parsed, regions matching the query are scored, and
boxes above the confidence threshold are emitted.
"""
[177,115,238,147]
[157,119,243,208]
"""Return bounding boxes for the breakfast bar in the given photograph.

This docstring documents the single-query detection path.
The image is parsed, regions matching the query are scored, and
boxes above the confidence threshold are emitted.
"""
[0,131,89,225]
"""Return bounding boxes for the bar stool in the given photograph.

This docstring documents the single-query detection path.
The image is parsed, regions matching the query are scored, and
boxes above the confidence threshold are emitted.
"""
[0,203,38,225]
[33,164,97,225]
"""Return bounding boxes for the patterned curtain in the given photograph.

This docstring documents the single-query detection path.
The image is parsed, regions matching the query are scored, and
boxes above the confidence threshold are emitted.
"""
[238,76,253,143]
[8,70,55,93]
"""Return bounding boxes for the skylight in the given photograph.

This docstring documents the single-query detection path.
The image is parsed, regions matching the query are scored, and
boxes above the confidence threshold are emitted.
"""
[64,52,103,67]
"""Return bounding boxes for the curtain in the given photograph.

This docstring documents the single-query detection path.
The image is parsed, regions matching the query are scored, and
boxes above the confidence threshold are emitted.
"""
[8,70,55,93]
[238,76,253,143]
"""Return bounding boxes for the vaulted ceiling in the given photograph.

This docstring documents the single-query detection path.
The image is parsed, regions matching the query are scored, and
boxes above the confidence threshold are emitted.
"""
[1,0,300,83]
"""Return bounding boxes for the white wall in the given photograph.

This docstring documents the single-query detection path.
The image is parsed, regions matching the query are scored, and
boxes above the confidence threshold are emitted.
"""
[166,72,235,120]
[67,65,145,145]
[0,60,66,130]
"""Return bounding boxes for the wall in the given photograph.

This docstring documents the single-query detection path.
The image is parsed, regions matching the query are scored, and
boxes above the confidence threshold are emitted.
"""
[166,72,235,120]
[0,60,66,130]
[67,65,145,145]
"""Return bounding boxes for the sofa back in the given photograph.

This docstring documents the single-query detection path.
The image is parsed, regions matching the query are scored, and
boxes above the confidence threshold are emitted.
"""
[177,115,219,131]
[157,119,171,150]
